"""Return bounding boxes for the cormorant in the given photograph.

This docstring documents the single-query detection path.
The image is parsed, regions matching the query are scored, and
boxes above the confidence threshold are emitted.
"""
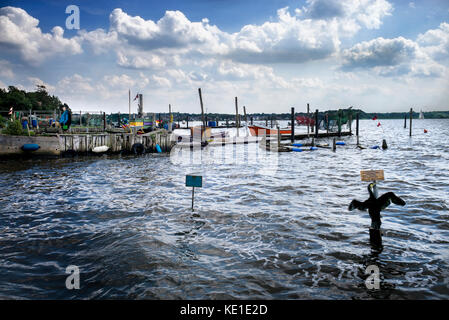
[348,182,406,229]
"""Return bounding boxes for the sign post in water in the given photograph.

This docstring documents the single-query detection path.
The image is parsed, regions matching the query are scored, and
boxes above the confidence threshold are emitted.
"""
[186,175,202,211]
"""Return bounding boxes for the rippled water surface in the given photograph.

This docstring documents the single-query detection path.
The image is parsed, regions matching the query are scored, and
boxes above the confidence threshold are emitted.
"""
[0,119,448,299]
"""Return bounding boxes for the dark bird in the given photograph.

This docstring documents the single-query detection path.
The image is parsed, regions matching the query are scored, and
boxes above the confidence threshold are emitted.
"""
[348,183,406,229]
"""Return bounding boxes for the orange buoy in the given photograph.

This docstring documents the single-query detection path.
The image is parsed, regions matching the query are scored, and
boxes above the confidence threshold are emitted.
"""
[424,129,428,133]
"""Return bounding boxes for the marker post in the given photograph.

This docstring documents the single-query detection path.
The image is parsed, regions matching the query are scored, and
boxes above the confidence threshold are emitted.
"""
[186,175,202,211]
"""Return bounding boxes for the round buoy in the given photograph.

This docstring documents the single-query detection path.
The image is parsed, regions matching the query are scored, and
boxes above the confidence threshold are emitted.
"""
[424,129,428,133]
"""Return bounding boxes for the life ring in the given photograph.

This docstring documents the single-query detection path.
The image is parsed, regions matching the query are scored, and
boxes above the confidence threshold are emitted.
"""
[131,143,145,155]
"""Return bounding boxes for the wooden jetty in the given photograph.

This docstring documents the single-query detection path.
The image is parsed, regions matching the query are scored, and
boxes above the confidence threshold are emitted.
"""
[0,129,174,157]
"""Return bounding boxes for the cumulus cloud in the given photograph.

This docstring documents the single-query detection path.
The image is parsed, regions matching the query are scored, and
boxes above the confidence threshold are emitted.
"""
[0,6,82,65]
[80,0,393,67]
[417,22,449,61]
[341,36,446,77]
[0,59,14,78]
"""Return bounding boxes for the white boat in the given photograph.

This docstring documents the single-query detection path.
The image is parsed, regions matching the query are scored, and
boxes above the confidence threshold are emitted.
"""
[419,110,424,119]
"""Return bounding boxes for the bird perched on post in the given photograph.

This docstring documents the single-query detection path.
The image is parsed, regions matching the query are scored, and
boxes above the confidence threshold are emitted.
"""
[348,182,406,230]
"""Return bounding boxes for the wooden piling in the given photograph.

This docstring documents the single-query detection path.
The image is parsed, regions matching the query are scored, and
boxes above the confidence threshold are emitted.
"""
[409,108,413,137]
[270,117,273,128]
[186,116,189,128]
[243,106,248,125]
[198,88,205,129]
[338,110,341,137]
[315,109,318,138]
[356,112,360,146]
[307,103,310,137]
[404,113,407,128]
[333,137,336,152]
[235,97,239,137]
[103,112,106,131]
[250,117,253,125]
[265,119,268,127]
[291,107,295,143]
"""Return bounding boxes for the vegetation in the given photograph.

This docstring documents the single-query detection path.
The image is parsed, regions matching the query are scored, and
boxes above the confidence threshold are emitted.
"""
[0,85,62,112]
[2,119,24,135]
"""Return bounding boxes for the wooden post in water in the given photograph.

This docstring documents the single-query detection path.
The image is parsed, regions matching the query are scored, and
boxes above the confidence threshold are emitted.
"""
[291,107,295,143]
[270,117,273,128]
[235,97,239,137]
[168,104,172,133]
[226,118,229,128]
[315,109,319,138]
[118,112,121,127]
[277,124,281,147]
[80,111,82,126]
[409,108,413,137]
[333,137,336,152]
[356,112,360,146]
[265,118,268,127]
[186,116,189,129]
[338,110,341,137]
[250,117,253,125]
[404,113,407,128]
[103,112,106,131]
[243,106,248,125]
[198,88,205,129]
[307,103,310,137]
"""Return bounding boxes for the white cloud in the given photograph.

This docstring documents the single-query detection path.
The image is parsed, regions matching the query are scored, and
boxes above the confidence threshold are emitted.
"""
[0,6,82,65]
[341,36,446,77]
[417,22,449,61]
[409,2,416,9]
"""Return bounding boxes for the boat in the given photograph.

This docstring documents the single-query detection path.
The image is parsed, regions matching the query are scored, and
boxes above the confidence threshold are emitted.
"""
[248,125,291,136]
[419,110,424,119]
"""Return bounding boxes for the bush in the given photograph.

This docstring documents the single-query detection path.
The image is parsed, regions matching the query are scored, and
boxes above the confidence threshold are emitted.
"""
[0,115,6,128]
[3,119,24,135]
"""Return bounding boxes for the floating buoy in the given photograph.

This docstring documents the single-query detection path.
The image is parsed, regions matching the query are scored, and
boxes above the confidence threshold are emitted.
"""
[424,129,428,133]
[21,144,40,151]
[336,141,345,146]
[292,148,303,152]
[292,143,303,147]
[309,147,318,151]
[371,145,380,149]
[156,144,162,153]
[92,145,109,153]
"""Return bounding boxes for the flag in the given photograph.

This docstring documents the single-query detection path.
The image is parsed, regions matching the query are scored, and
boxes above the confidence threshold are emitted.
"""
[372,115,378,120]
[133,94,139,101]
[8,107,13,115]
[377,122,381,127]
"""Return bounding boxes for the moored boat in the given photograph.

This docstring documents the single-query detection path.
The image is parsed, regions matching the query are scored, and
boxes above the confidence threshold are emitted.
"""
[248,125,291,136]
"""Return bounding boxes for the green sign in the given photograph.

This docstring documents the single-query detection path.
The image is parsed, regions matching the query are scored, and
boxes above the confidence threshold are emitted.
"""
[186,175,202,188]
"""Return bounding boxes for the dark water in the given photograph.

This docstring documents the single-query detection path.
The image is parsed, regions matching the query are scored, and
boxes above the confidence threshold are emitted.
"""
[0,119,448,299]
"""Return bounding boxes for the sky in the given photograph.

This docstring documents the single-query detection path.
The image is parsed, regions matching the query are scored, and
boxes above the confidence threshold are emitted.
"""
[0,0,448,114]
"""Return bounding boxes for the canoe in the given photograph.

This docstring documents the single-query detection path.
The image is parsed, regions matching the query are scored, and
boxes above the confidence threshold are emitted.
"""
[248,125,291,136]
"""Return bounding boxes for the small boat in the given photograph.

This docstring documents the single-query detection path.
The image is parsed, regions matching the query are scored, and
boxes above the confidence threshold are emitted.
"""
[419,110,424,119]
[248,125,291,136]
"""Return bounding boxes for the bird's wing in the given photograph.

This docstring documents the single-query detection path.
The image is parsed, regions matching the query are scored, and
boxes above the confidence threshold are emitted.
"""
[378,192,406,210]
[348,200,368,211]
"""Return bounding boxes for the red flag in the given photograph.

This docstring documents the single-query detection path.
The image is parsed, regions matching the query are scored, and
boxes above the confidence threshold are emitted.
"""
[372,115,378,120]
[133,94,139,101]
[377,122,381,127]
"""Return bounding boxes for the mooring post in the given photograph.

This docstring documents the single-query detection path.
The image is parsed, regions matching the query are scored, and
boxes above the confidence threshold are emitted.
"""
[186,116,189,128]
[356,112,360,146]
[277,124,281,147]
[118,111,121,127]
[404,113,407,128]
[338,110,341,137]
[307,103,310,137]
[243,106,248,125]
[265,118,268,127]
[103,112,106,131]
[235,97,239,137]
[333,137,336,152]
[315,109,319,138]
[250,117,253,125]
[198,88,205,130]
[270,117,273,128]
[226,118,229,128]
[291,107,295,143]
[409,108,413,137]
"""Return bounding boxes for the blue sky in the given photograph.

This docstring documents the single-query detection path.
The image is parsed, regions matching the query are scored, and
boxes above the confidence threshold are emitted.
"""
[1,0,448,113]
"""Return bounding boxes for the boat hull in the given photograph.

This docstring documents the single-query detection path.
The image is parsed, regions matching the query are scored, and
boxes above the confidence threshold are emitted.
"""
[248,125,291,136]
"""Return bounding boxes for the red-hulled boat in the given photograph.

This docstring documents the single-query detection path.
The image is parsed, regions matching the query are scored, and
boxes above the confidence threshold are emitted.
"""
[248,125,292,136]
